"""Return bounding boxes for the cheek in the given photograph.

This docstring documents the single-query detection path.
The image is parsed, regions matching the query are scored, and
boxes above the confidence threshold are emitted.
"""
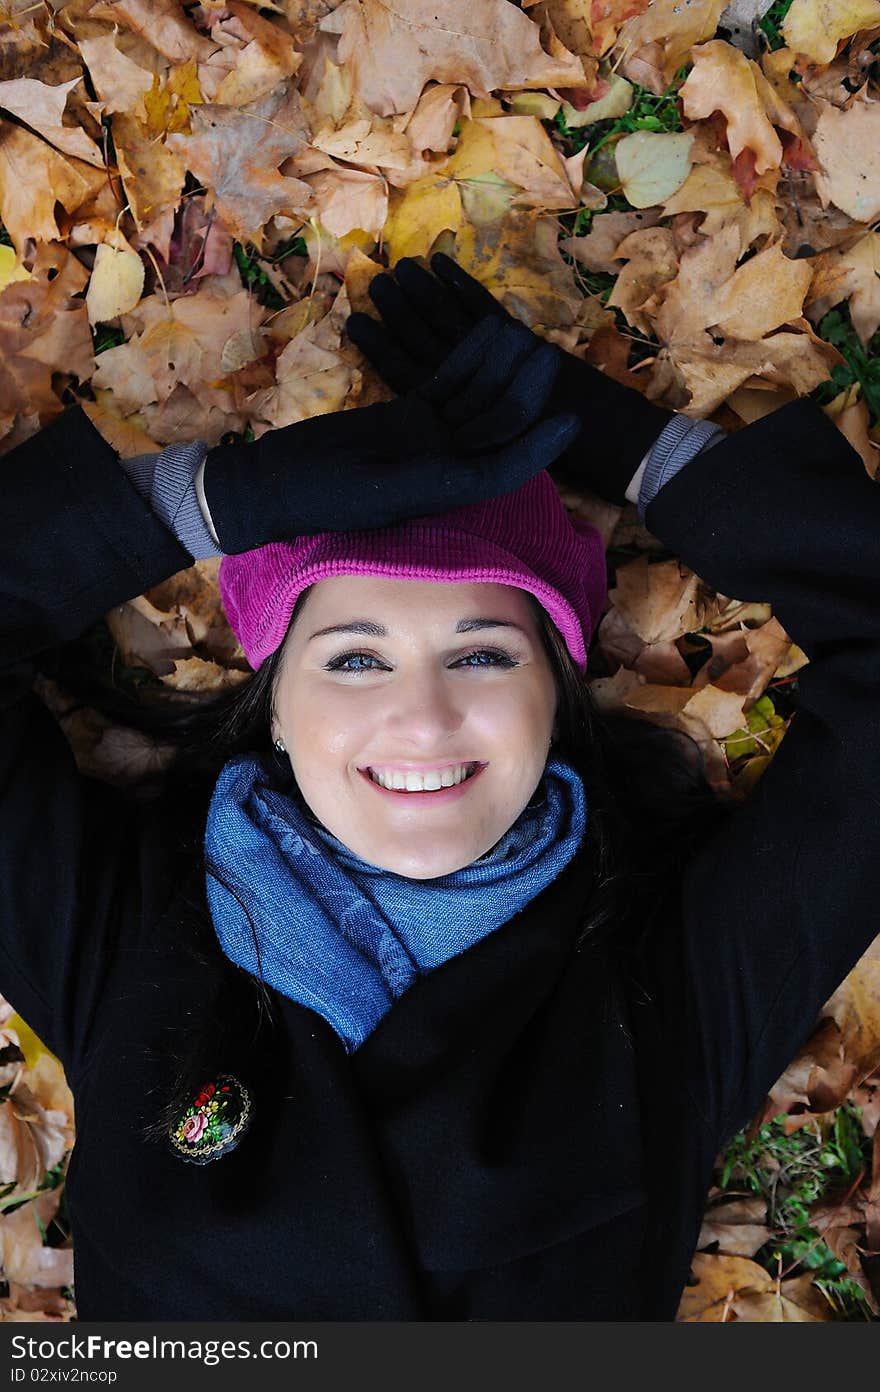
[285,681,376,766]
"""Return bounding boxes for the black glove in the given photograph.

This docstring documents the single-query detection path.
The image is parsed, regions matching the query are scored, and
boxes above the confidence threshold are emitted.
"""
[203,313,580,554]
[346,253,674,507]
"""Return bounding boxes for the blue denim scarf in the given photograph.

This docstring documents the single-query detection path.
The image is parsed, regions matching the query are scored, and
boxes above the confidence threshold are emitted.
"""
[204,753,588,1053]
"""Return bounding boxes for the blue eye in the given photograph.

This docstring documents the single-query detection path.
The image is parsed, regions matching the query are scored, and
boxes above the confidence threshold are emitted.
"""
[324,648,519,674]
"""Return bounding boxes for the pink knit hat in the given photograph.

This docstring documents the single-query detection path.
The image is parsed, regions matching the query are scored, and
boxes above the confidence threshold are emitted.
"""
[218,470,607,673]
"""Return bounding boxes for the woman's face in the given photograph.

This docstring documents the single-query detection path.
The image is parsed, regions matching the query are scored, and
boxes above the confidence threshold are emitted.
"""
[271,576,559,879]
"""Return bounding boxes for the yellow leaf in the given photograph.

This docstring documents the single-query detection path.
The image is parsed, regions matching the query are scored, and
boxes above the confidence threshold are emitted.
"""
[86,243,145,325]
[560,72,633,127]
[0,244,30,291]
[383,174,462,263]
[782,0,880,65]
[451,210,583,330]
[615,130,693,208]
[3,1013,60,1071]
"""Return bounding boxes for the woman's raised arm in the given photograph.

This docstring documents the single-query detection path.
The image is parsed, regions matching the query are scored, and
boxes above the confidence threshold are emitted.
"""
[635,397,880,1147]
[0,408,201,1075]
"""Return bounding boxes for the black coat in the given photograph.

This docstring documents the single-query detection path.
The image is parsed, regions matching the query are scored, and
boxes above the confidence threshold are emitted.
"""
[1,402,877,1320]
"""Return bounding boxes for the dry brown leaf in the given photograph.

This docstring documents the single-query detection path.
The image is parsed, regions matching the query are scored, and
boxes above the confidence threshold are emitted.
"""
[765,1017,859,1118]
[613,0,729,93]
[197,0,302,106]
[560,207,663,272]
[166,86,314,246]
[805,233,880,347]
[824,388,880,478]
[471,114,575,209]
[823,933,880,1083]
[160,656,250,692]
[111,110,187,230]
[402,82,472,155]
[0,1076,72,1194]
[812,95,880,223]
[306,158,389,237]
[609,555,706,644]
[89,0,218,66]
[320,0,587,116]
[606,226,679,336]
[0,253,94,439]
[682,683,749,738]
[0,1190,73,1291]
[0,123,105,252]
[711,242,814,340]
[658,328,837,416]
[680,40,805,178]
[698,1194,772,1258]
[0,75,105,167]
[661,161,745,237]
[677,1252,831,1321]
[77,32,156,117]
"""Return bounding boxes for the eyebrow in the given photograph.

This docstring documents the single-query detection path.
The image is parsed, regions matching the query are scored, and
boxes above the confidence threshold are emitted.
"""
[308,618,529,641]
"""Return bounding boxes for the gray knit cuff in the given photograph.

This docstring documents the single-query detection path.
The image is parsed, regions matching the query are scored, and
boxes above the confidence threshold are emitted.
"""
[637,415,727,520]
[119,440,222,561]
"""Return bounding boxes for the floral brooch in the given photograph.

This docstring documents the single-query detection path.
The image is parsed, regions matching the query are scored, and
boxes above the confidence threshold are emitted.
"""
[168,1073,253,1165]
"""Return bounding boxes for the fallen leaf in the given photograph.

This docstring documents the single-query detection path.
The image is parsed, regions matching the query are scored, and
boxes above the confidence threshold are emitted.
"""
[166,86,315,247]
[451,209,583,330]
[383,173,462,262]
[320,0,587,116]
[677,1252,831,1321]
[606,226,680,335]
[805,233,880,347]
[0,76,105,167]
[559,71,633,126]
[812,95,880,223]
[609,555,707,644]
[0,123,105,251]
[615,130,694,208]
[88,0,218,66]
[560,207,663,272]
[680,40,805,178]
[476,114,578,209]
[782,0,880,65]
[613,0,729,93]
[77,33,155,117]
[86,243,145,325]
[824,933,880,1083]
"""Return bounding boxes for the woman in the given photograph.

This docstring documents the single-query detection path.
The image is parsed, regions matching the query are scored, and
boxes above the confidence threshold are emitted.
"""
[1,256,876,1321]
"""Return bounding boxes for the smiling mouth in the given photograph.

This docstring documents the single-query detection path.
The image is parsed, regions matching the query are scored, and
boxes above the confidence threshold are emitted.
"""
[360,762,484,793]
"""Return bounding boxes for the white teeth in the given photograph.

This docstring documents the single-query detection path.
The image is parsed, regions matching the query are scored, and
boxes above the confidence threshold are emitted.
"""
[369,763,475,792]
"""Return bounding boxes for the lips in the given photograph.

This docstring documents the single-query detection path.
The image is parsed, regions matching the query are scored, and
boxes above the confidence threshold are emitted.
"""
[358,762,487,802]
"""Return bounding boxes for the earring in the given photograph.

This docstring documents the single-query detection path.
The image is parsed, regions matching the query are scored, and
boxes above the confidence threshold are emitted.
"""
[274,738,286,754]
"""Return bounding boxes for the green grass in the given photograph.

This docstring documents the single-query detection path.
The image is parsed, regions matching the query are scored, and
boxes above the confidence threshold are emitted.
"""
[758,0,796,51]
[716,1105,877,1321]
[554,68,688,160]
[92,324,125,355]
[811,304,880,428]
[233,237,307,311]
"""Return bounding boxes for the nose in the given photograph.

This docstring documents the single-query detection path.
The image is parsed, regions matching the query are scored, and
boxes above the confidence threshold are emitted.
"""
[383,665,466,750]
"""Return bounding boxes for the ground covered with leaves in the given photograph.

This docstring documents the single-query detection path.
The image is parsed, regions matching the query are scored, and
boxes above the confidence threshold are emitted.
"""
[1,0,879,1322]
